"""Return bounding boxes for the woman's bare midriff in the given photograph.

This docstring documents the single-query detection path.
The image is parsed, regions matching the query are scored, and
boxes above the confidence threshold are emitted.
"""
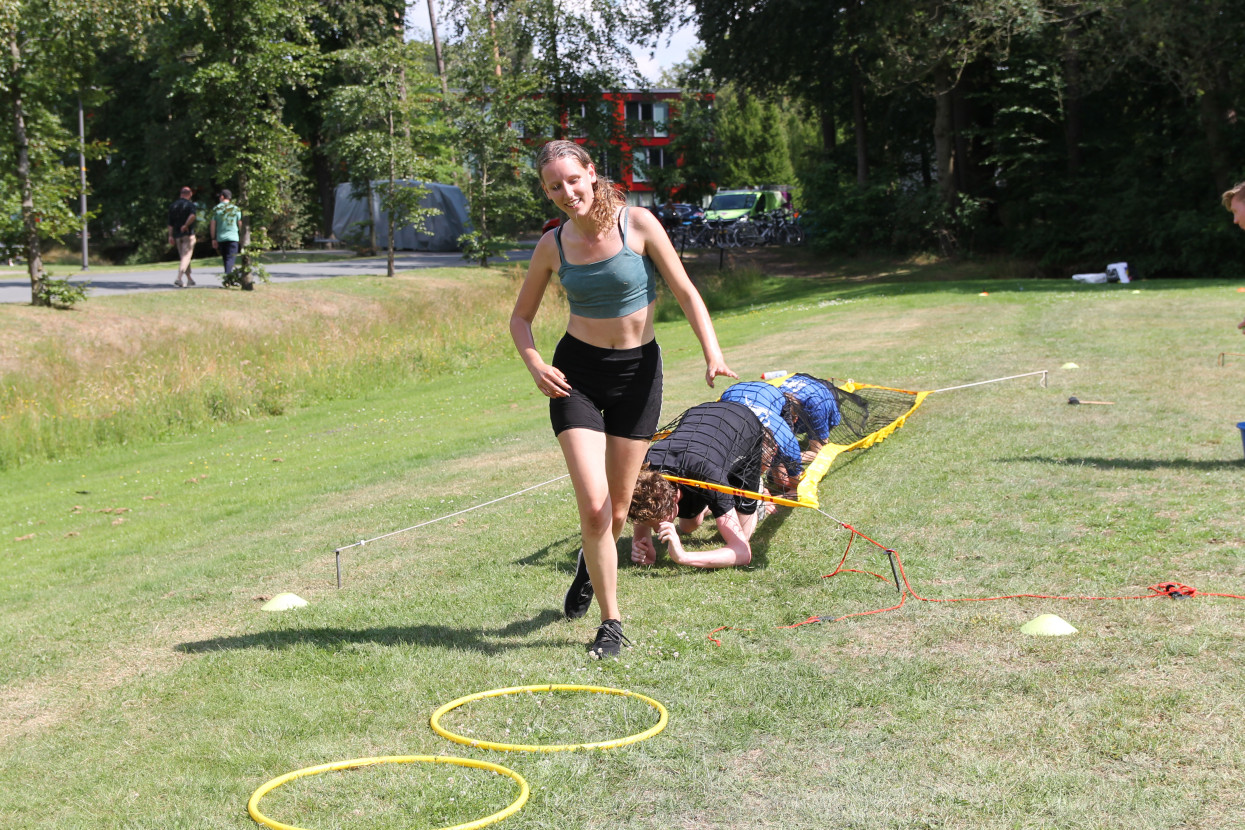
[564,303,656,350]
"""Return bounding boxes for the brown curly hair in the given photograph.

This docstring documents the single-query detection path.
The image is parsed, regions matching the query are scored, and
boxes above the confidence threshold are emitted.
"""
[628,466,679,525]
[535,139,625,235]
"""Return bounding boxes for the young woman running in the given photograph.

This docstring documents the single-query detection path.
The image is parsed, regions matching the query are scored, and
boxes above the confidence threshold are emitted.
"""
[510,140,737,657]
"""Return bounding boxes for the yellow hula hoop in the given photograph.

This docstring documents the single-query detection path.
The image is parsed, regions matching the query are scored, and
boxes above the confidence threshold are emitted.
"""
[430,684,669,753]
[247,755,529,830]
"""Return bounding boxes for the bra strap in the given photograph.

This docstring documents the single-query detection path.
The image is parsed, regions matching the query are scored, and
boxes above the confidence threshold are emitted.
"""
[554,224,568,267]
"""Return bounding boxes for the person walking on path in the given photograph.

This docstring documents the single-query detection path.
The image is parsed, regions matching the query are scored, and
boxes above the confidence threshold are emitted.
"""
[209,190,248,290]
[167,186,198,288]
[510,139,737,658]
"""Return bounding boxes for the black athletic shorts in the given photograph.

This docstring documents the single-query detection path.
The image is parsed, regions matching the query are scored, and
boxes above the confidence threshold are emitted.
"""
[549,332,663,440]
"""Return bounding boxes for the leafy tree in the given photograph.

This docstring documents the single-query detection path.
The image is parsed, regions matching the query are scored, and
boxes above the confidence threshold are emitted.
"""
[689,0,841,152]
[446,0,546,265]
[715,86,793,188]
[296,0,410,237]
[443,0,675,160]
[655,51,720,205]
[0,0,176,305]
[322,37,447,275]
[170,0,323,285]
[1109,0,1245,192]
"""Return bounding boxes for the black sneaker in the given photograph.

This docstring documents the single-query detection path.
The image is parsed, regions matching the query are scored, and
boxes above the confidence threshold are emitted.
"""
[587,619,629,659]
[563,548,593,619]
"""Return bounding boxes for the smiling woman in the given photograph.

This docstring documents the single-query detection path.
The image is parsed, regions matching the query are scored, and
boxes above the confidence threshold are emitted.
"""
[508,139,737,659]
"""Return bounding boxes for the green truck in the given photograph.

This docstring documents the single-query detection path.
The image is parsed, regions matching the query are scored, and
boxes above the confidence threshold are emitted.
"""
[703,188,788,222]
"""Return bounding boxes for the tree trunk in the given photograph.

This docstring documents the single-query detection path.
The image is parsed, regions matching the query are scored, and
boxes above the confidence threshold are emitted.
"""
[312,132,336,238]
[367,180,378,251]
[7,33,46,305]
[950,78,985,197]
[427,0,448,97]
[487,4,502,78]
[1197,81,1232,193]
[820,103,835,153]
[387,108,396,277]
[851,59,868,187]
[1063,46,1083,175]
[933,67,956,206]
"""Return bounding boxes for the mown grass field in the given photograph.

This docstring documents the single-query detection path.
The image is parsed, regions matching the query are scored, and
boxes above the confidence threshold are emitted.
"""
[3,254,1244,829]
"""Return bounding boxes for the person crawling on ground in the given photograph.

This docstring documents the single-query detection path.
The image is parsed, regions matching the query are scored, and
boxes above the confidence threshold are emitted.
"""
[776,373,843,463]
[628,400,776,570]
[718,380,804,493]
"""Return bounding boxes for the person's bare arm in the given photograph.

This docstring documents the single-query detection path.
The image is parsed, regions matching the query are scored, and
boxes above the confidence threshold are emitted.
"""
[632,208,737,388]
[656,510,752,569]
[509,234,570,398]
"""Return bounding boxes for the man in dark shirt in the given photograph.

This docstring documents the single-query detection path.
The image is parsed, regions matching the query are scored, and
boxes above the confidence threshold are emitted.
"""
[167,187,197,288]
[628,400,774,569]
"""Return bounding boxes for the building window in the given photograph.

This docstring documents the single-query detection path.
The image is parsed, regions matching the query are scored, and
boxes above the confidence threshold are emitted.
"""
[631,146,668,183]
[625,100,668,137]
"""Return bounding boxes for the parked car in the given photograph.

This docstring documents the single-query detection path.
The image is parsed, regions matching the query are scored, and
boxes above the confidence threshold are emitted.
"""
[541,216,561,234]
[654,202,705,228]
[703,189,787,223]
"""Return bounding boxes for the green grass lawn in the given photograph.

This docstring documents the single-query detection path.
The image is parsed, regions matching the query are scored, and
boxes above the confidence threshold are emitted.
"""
[2,261,1244,829]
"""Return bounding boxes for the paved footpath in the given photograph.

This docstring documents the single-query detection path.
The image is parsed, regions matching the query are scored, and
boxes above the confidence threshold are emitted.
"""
[0,248,534,304]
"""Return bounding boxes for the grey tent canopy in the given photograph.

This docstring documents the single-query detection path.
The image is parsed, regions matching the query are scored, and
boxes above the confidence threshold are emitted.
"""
[331,181,471,251]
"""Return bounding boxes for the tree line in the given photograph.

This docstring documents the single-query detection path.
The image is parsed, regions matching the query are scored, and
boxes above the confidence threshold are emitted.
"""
[3,1,1242,306]
[691,0,1245,276]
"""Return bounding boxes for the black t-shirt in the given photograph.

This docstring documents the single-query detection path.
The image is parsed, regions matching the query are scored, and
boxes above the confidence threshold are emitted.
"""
[168,198,197,237]
[644,401,764,518]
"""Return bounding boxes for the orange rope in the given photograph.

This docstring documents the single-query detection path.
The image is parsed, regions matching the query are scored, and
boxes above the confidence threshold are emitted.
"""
[815,524,1245,624]
[705,524,1245,643]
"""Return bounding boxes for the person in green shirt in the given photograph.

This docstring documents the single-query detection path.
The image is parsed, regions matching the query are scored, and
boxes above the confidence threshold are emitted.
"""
[209,189,248,290]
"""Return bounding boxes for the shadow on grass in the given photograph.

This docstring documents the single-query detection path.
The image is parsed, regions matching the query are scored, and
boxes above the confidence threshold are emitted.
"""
[514,533,580,568]
[1003,455,1244,471]
[175,608,567,656]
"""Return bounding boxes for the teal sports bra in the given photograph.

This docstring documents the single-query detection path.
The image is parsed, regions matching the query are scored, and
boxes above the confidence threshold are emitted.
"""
[555,208,658,319]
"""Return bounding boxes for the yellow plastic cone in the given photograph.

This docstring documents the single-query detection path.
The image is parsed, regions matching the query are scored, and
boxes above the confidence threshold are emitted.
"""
[1020,613,1077,636]
[261,592,308,611]
[1061,362,1079,369]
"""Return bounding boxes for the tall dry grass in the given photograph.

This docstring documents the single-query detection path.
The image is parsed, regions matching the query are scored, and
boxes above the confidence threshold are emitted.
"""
[0,266,566,468]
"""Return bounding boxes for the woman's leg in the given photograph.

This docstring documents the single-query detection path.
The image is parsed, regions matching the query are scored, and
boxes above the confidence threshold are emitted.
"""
[604,435,651,540]
[557,427,618,622]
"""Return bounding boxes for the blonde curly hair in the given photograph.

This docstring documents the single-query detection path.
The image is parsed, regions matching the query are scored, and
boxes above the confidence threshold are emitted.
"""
[535,140,625,235]
[1221,181,1245,211]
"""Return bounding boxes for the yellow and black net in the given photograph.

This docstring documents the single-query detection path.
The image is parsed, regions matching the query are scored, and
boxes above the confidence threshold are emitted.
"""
[655,373,930,510]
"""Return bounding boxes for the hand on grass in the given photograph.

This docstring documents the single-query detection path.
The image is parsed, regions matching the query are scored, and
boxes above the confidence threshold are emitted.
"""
[631,533,657,566]
[656,521,687,564]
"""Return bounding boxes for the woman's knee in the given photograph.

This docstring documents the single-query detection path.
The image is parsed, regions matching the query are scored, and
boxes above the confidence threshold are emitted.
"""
[578,501,613,537]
